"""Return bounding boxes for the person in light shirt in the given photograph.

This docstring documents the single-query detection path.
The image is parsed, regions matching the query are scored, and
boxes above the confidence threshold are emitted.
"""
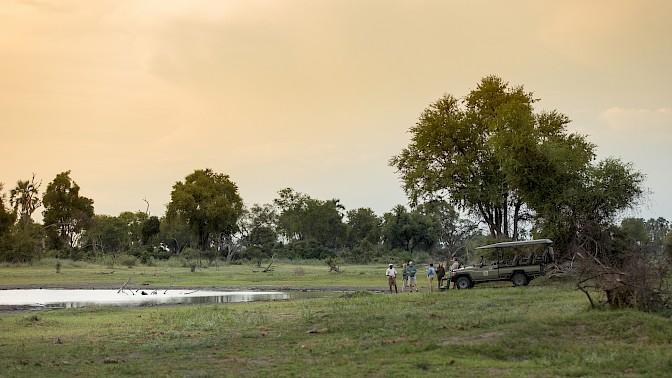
[385,264,398,293]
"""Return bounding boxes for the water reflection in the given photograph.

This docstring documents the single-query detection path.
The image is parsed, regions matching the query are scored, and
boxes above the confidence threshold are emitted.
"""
[0,289,337,309]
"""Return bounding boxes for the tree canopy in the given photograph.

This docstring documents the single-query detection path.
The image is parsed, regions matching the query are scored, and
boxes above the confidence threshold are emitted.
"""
[166,169,244,251]
[42,171,95,250]
[391,75,644,258]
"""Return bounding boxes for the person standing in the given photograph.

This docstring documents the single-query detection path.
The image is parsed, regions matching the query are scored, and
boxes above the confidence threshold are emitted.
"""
[386,264,398,293]
[435,262,446,290]
[449,258,460,289]
[407,261,418,292]
[401,263,409,292]
[426,263,436,292]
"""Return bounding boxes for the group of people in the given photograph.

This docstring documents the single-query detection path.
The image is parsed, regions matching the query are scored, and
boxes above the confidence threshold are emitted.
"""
[385,259,460,293]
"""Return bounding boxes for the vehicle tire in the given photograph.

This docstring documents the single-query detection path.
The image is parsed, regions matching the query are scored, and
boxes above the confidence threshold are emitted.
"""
[512,273,528,286]
[455,276,472,289]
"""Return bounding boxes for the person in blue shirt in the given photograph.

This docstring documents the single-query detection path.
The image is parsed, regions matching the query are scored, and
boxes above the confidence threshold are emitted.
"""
[426,263,436,292]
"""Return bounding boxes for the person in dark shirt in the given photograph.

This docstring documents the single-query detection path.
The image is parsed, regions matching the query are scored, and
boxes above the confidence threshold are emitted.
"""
[435,262,446,290]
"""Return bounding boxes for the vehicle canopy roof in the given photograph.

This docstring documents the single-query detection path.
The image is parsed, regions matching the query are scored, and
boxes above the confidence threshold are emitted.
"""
[476,239,553,249]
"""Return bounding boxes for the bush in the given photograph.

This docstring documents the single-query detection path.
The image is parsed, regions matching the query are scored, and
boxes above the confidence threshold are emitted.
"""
[576,237,671,312]
[119,254,138,268]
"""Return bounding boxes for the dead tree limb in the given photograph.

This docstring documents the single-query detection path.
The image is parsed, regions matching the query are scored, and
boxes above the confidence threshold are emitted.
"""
[326,258,341,273]
[262,254,276,273]
[118,275,135,294]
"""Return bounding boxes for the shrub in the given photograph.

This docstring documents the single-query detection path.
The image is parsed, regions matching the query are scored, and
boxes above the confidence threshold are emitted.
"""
[576,237,671,312]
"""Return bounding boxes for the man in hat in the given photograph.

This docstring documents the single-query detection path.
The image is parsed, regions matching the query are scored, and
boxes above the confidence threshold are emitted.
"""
[386,264,398,293]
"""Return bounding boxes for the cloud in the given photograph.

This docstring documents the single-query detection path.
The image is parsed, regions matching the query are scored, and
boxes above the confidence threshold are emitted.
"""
[598,107,672,135]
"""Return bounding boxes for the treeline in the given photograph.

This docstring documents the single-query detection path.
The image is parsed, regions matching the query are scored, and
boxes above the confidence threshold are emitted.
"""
[3,75,672,275]
[0,168,670,268]
[0,169,485,265]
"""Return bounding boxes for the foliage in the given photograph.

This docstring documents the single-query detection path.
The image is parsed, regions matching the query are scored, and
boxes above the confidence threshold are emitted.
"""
[9,173,41,226]
[274,188,346,248]
[282,239,334,260]
[238,203,279,266]
[418,200,479,262]
[381,205,439,253]
[140,215,160,245]
[576,226,671,312]
[0,183,17,247]
[158,212,194,255]
[42,171,95,250]
[391,76,645,263]
[166,169,244,251]
[390,76,542,239]
[344,207,382,249]
[0,222,41,263]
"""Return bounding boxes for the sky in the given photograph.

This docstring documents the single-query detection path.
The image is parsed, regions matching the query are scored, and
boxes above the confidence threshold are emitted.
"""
[1,0,671,223]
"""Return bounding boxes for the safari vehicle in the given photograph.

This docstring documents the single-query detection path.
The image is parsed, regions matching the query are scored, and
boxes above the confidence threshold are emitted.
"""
[450,239,554,289]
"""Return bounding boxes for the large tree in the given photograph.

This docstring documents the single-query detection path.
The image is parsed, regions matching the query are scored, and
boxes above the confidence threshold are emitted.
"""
[391,76,643,255]
[166,169,244,252]
[42,171,94,250]
[391,76,543,239]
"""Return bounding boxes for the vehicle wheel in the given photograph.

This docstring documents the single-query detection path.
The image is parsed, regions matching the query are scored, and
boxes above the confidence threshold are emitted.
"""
[455,276,472,289]
[512,273,529,286]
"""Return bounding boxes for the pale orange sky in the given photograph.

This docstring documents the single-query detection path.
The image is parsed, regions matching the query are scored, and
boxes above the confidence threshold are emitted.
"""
[1,0,671,221]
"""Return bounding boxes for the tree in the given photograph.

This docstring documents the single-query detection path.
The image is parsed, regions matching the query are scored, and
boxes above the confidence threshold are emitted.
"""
[532,158,644,259]
[620,218,649,246]
[141,216,161,245]
[85,214,127,254]
[166,169,244,252]
[391,76,544,239]
[302,198,346,249]
[239,204,279,266]
[344,207,382,249]
[391,76,644,259]
[42,171,94,251]
[274,188,310,242]
[646,217,669,257]
[418,200,479,261]
[0,183,18,261]
[0,183,15,236]
[273,188,347,249]
[158,213,195,255]
[9,173,41,226]
[381,205,439,253]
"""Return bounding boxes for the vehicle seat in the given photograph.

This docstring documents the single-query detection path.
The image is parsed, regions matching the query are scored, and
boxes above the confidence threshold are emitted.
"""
[511,255,519,266]
[526,252,534,264]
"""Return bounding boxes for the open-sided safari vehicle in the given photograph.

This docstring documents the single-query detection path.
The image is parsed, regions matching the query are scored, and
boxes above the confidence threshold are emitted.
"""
[450,239,554,289]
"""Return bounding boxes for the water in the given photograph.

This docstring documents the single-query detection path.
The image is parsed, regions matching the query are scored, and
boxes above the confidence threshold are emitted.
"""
[0,289,335,309]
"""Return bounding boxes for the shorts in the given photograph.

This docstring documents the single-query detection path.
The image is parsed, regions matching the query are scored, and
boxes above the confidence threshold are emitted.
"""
[408,276,417,284]
[388,276,397,286]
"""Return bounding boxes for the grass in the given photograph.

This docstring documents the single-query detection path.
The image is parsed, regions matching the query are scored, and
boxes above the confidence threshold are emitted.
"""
[0,260,385,289]
[1,261,671,377]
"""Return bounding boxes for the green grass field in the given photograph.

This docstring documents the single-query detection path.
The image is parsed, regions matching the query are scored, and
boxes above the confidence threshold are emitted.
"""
[1,261,671,377]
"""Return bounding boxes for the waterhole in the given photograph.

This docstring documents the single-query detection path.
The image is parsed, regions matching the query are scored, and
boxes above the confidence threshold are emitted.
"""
[0,289,338,309]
